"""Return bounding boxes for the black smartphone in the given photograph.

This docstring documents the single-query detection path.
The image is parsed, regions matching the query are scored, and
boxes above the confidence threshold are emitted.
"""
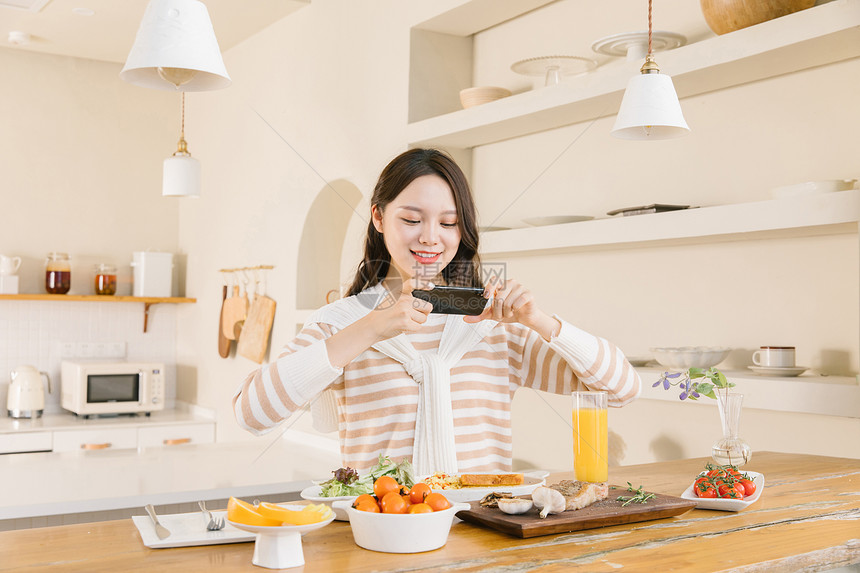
[412,286,488,316]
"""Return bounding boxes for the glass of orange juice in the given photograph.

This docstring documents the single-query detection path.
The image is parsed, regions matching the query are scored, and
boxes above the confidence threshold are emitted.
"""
[571,391,608,483]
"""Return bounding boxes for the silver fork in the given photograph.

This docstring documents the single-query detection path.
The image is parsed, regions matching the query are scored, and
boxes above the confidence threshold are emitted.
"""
[198,500,225,531]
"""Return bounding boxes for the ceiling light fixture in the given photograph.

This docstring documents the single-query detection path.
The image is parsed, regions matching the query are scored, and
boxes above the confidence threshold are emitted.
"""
[611,0,689,140]
[120,0,230,198]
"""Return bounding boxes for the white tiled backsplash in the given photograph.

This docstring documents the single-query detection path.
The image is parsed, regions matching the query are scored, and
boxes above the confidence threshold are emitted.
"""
[0,300,177,414]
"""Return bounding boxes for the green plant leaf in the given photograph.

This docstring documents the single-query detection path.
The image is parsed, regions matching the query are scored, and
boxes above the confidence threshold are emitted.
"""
[688,367,706,378]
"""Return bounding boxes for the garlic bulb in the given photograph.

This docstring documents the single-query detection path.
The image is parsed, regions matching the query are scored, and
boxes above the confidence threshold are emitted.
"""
[497,497,533,515]
[531,486,566,518]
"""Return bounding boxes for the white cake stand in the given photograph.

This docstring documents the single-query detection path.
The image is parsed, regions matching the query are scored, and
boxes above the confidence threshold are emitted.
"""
[591,31,686,61]
[227,511,335,569]
[511,55,598,86]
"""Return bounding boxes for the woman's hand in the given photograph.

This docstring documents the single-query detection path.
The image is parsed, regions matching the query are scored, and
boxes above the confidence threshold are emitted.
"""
[464,278,561,341]
[366,277,433,342]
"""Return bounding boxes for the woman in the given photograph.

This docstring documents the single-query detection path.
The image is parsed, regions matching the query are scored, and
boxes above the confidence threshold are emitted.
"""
[233,148,640,475]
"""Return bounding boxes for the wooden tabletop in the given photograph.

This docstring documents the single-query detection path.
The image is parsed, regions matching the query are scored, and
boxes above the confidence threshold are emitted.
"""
[2,451,858,572]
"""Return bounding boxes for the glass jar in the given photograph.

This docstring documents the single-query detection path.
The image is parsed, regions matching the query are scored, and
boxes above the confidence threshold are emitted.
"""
[45,252,71,294]
[94,264,117,296]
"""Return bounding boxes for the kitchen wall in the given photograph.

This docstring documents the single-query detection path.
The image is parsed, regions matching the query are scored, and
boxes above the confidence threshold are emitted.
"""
[0,47,181,410]
[174,0,858,466]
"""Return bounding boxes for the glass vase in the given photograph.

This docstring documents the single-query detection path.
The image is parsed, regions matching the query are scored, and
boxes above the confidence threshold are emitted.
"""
[711,392,752,467]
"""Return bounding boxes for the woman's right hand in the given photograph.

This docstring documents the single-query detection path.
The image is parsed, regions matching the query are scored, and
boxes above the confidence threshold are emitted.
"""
[366,278,433,341]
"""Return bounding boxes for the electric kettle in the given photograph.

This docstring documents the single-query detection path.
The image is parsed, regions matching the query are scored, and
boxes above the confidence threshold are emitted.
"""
[6,365,51,419]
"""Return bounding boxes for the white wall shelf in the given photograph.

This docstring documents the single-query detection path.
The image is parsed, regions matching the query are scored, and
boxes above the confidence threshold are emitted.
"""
[479,190,859,256]
[636,367,860,419]
[407,0,860,149]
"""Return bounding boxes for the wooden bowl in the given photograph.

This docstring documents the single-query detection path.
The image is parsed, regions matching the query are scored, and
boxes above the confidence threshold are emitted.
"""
[459,86,512,109]
[700,0,815,35]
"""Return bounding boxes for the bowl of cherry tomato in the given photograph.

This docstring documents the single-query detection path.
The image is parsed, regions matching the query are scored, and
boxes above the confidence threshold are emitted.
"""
[332,476,470,553]
[680,464,765,512]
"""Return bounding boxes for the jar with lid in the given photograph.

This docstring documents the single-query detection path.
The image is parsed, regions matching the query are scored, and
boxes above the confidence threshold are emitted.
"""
[94,264,117,296]
[45,252,71,294]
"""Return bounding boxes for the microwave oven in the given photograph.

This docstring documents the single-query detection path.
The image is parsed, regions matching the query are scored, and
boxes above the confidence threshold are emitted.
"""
[61,361,165,417]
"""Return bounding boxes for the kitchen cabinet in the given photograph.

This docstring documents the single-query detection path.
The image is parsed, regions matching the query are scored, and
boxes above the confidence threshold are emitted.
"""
[53,427,139,452]
[0,431,52,454]
[137,423,215,448]
[0,295,196,332]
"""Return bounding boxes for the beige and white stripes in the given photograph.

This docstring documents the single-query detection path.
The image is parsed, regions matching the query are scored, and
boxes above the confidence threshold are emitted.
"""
[233,313,640,474]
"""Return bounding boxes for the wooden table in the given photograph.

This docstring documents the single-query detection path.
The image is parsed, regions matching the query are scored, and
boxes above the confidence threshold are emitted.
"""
[1,452,858,572]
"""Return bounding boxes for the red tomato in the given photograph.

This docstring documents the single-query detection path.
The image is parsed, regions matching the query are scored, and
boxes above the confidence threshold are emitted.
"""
[423,492,451,512]
[738,478,756,497]
[707,468,727,479]
[698,486,718,499]
[408,483,432,505]
[694,481,714,496]
[722,488,743,499]
[380,491,409,514]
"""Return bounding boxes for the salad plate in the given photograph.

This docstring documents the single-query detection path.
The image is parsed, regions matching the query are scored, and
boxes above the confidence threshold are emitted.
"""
[680,471,764,512]
[300,486,355,521]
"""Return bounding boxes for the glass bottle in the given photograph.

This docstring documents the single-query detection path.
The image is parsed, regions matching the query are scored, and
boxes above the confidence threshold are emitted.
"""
[45,252,71,294]
[94,264,117,296]
[711,392,752,467]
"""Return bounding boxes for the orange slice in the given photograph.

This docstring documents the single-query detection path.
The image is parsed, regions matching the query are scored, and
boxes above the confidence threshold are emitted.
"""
[257,502,332,525]
[227,496,282,527]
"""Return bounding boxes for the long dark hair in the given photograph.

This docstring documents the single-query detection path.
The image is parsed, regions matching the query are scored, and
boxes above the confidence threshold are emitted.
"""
[346,148,482,296]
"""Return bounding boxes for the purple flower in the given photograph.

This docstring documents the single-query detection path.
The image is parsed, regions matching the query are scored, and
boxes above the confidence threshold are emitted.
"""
[663,377,670,390]
[667,372,682,379]
[679,392,688,400]
[653,379,662,388]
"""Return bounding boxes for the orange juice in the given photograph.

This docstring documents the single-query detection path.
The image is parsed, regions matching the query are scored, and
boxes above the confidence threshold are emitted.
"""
[572,406,608,483]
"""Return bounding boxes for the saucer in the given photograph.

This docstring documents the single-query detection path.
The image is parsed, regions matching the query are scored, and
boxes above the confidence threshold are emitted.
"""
[748,365,808,377]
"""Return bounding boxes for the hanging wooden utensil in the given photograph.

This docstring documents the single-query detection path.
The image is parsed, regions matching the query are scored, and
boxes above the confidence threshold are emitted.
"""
[217,279,231,358]
[238,269,277,364]
[222,271,248,340]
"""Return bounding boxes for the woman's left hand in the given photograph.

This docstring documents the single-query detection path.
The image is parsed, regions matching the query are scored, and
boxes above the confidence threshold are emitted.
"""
[464,278,560,340]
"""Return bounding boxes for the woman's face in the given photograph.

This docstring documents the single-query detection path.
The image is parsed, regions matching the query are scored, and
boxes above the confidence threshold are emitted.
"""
[372,174,461,281]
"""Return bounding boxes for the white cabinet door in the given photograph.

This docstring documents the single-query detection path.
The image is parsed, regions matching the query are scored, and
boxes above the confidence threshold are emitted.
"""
[0,431,52,454]
[137,423,215,448]
[52,427,138,452]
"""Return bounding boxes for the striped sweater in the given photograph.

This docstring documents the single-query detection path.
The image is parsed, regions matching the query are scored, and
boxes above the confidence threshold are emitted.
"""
[233,311,640,474]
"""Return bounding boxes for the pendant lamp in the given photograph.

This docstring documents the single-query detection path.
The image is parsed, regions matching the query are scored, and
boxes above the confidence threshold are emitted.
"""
[121,0,231,197]
[611,0,689,140]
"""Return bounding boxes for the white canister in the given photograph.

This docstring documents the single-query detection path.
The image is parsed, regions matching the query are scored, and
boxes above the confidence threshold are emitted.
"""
[131,252,174,297]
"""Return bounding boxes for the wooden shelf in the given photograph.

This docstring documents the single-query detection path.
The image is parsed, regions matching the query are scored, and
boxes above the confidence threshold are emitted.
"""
[407,0,860,148]
[0,295,196,332]
[636,366,860,418]
[479,190,859,256]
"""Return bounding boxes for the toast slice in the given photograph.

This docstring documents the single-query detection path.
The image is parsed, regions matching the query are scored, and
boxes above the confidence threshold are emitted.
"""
[459,473,524,487]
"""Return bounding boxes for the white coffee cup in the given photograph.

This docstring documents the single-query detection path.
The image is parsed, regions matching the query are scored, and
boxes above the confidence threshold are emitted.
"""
[0,255,22,276]
[752,346,795,368]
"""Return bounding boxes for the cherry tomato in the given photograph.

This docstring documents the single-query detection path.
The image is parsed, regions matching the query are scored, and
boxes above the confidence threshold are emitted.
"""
[380,491,409,514]
[423,492,451,512]
[353,494,377,508]
[707,468,727,479]
[694,481,714,496]
[722,488,743,499]
[407,503,433,514]
[698,486,718,499]
[354,499,381,513]
[738,478,756,497]
[373,476,401,500]
[409,482,432,505]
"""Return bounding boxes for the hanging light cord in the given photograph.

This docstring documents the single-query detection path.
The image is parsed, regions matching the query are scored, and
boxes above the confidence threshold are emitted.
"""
[180,92,186,142]
[648,0,653,56]
[174,92,190,157]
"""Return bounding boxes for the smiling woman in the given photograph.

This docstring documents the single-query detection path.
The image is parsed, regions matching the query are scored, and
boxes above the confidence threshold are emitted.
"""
[233,148,642,477]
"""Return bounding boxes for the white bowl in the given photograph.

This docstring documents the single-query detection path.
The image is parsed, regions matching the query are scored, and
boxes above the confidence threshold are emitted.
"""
[650,346,731,369]
[332,500,469,553]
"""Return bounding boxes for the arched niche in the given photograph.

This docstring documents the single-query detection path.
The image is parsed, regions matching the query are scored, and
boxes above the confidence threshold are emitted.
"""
[295,179,363,310]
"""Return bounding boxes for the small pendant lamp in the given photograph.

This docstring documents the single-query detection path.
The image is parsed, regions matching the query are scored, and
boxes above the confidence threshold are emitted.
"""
[121,0,231,197]
[611,0,689,140]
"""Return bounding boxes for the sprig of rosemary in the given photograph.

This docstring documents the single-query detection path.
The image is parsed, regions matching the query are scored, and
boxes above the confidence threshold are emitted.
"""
[616,482,656,506]
[653,367,735,401]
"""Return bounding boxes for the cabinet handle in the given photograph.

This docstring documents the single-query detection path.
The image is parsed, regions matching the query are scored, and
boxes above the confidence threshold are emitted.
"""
[81,442,112,450]
[163,438,191,446]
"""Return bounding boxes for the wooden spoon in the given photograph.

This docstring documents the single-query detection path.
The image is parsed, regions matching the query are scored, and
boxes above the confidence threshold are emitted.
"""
[217,284,230,358]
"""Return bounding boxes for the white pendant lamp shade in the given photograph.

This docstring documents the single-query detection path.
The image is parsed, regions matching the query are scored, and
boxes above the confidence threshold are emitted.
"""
[163,154,201,197]
[612,72,689,140]
[120,0,231,91]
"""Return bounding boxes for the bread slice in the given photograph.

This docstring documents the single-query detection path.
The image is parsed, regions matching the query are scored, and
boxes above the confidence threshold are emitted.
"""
[459,473,524,487]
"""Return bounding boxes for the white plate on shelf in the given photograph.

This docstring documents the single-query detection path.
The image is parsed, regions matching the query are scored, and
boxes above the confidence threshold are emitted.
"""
[133,510,254,549]
[680,471,764,512]
[523,215,594,226]
[422,471,548,503]
[480,226,512,232]
[748,365,808,377]
[299,486,357,521]
[626,355,653,367]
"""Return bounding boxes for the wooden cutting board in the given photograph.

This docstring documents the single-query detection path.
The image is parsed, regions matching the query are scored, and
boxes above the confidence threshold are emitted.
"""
[237,293,276,364]
[455,486,697,538]
[217,285,231,358]
[221,286,248,340]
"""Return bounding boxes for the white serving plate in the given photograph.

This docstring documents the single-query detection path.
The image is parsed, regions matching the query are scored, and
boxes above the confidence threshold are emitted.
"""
[680,471,765,512]
[133,510,254,549]
[748,365,808,377]
[422,471,548,503]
